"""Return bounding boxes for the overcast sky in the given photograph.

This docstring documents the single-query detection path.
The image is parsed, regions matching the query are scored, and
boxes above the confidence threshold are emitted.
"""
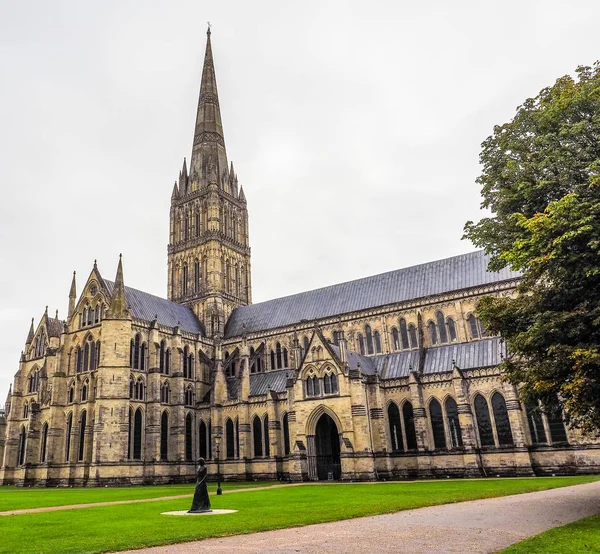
[1,0,599,397]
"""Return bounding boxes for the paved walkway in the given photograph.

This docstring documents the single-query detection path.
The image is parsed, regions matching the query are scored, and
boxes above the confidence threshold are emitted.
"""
[117,481,600,554]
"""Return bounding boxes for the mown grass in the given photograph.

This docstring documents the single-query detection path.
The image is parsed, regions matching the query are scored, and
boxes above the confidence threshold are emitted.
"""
[500,513,600,553]
[0,481,270,511]
[0,476,597,554]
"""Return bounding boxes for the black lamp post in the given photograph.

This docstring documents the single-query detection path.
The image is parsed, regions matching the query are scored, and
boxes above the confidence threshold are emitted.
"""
[215,433,222,495]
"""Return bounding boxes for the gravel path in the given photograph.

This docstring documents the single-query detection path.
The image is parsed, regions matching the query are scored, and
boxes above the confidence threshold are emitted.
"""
[117,480,600,554]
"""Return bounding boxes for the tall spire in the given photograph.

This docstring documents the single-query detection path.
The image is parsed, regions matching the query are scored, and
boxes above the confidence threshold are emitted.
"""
[107,254,129,319]
[189,25,228,189]
[68,271,77,318]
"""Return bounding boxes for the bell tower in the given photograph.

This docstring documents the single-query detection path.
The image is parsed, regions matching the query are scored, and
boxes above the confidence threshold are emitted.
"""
[167,27,252,335]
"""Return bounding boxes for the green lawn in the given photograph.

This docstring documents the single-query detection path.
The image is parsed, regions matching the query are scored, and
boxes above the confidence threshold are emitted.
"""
[0,481,270,511]
[0,476,597,554]
[500,513,600,553]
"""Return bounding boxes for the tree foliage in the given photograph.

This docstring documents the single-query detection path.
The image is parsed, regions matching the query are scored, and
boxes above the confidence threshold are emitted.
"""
[464,63,600,432]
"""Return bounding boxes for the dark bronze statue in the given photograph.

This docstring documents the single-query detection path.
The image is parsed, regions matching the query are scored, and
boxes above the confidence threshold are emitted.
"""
[188,457,211,513]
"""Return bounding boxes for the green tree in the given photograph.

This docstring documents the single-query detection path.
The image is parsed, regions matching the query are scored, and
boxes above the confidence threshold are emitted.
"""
[464,63,600,432]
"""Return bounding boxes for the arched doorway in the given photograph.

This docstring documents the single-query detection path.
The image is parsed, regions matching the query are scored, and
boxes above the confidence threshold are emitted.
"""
[312,413,341,480]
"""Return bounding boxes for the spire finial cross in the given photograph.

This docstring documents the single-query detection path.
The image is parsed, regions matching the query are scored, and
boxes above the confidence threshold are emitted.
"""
[207,21,212,35]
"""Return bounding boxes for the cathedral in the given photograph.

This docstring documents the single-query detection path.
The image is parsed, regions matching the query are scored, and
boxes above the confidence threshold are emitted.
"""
[1,29,599,486]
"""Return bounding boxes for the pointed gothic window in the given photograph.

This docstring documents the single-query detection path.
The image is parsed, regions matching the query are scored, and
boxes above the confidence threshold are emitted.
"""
[429,398,446,449]
[388,403,403,452]
[391,328,400,351]
[18,425,27,466]
[436,311,448,344]
[160,411,169,461]
[270,350,276,370]
[402,402,418,449]
[283,413,291,456]
[194,259,200,293]
[94,305,100,324]
[185,413,192,461]
[182,263,188,296]
[226,418,235,459]
[253,415,263,457]
[276,343,283,369]
[408,324,418,349]
[159,340,166,373]
[447,318,457,342]
[78,410,87,461]
[357,334,365,355]
[526,402,546,445]
[65,413,73,462]
[445,397,463,448]
[374,331,382,354]
[198,421,210,460]
[399,319,410,350]
[474,394,494,447]
[491,392,514,446]
[365,325,374,354]
[40,422,49,463]
[427,321,437,345]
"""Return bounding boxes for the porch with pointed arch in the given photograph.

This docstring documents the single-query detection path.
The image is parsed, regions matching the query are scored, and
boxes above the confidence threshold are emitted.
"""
[305,405,343,481]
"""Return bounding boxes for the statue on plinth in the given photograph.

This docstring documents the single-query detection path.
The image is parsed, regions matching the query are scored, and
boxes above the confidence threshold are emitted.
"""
[188,457,212,513]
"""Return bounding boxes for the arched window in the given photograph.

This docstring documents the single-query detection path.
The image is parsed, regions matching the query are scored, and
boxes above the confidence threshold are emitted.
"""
[436,311,448,343]
[374,331,382,354]
[160,411,169,461]
[95,340,101,369]
[306,374,320,397]
[135,377,145,401]
[226,418,235,459]
[253,415,263,457]
[140,342,147,371]
[18,425,27,466]
[83,340,90,372]
[429,398,446,449]
[391,328,400,351]
[388,403,403,452]
[199,420,209,459]
[276,343,283,369]
[357,334,365,355]
[283,413,291,456]
[283,348,289,368]
[133,408,143,460]
[165,348,171,375]
[526,402,546,445]
[87,307,93,326]
[467,314,487,339]
[40,422,49,463]
[23,402,29,419]
[445,397,463,448]
[182,263,188,295]
[408,324,418,349]
[159,341,166,373]
[547,406,568,444]
[81,381,88,402]
[78,410,87,461]
[427,321,437,345]
[402,402,418,450]
[491,392,514,446]
[68,383,75,404]
[65,413,73,462]
[263,415,270,457]
[400,319,410,350]
[129,376,135,400]
[447,318,457,342]
[365,325,374,354]
[94,305,100,324]
[194,259,200,293]
[160,382,170,404]
[323,371,338,394]
[185,386,194,407]
[185,413,193,461]
[131,334,142,369]
[270,350,276,370]
[474,394,494,447]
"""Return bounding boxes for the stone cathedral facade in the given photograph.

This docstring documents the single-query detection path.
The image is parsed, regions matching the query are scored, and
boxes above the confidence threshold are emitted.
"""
[1,30,599,486]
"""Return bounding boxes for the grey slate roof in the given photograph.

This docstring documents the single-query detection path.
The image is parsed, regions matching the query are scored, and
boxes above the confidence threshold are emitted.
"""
[104,280,203,335]
[329,344,377,375]
[377,337,505,379]
[250,370,295,396]
[225,250,520,337]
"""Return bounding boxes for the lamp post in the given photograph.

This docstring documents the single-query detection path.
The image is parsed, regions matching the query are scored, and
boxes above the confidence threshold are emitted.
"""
[214,433,222,495]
